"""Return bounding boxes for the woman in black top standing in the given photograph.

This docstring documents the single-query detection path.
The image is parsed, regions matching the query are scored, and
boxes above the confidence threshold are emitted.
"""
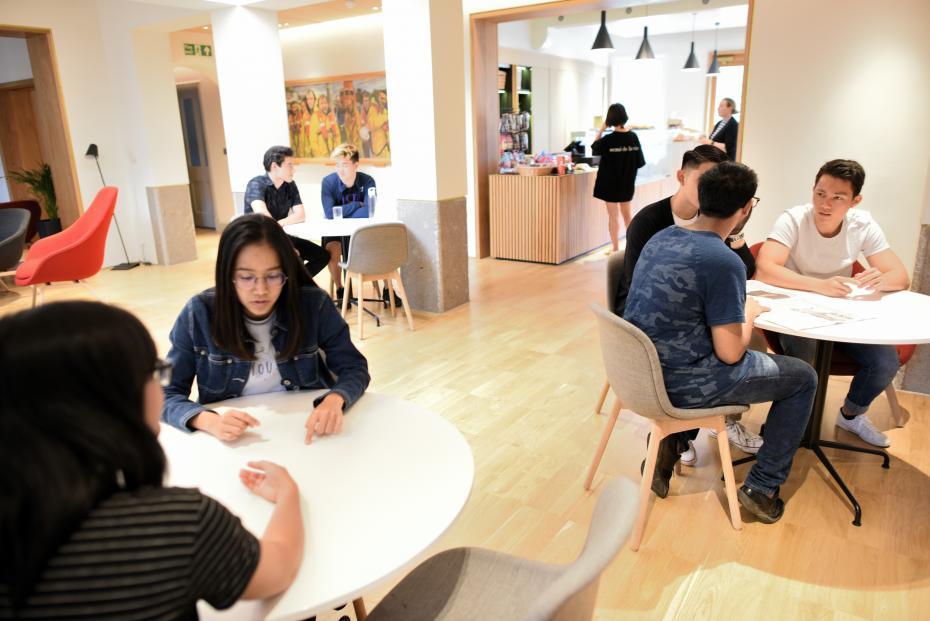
[592,103,646,253]
[701,97,739,160]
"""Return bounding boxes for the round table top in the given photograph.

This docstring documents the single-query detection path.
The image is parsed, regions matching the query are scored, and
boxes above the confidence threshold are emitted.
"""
[285,218,402,240]
[749,280,930,345]
[159,391,474,620]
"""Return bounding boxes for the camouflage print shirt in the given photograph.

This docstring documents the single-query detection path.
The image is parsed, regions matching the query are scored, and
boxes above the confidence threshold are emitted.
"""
[623,226,754,408]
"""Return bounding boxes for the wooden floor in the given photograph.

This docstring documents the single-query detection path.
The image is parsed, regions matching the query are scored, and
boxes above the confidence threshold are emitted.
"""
[2,232,929,620]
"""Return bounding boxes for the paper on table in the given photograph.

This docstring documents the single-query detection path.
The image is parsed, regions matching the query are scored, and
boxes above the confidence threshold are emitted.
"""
[747,282,876,331]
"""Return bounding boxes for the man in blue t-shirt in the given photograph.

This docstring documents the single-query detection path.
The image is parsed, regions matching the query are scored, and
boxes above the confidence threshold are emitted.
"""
[624,162,816,523]
[320,143,399,306]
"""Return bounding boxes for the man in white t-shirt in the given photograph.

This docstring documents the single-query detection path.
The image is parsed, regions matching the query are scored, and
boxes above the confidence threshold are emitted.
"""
[756,159,910,448]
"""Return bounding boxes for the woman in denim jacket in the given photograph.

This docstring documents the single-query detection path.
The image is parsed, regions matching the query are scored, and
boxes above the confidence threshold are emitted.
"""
[162,214,370,443]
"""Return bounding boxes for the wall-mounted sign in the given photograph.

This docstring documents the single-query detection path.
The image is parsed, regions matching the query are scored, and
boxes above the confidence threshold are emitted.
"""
[183,44,213,57]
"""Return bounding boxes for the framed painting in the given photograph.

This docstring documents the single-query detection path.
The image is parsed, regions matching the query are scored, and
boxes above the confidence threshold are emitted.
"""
[285,71,390,165]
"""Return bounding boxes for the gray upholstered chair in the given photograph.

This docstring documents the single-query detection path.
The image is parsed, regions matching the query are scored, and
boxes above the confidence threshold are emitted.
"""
[584,304,745,550]
[593,250,625,415]
[339,222,413,339]
[366,477,638,621]
[0,208,30,293]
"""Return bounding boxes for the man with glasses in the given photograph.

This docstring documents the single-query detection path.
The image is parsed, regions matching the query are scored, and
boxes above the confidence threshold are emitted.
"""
[321,143,400,306]
[244,145,331,278]
[625,162,816,523]
[756,159,910,448]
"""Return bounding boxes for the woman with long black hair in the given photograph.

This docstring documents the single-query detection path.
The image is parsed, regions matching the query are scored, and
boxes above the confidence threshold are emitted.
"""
[162,213,370,444]
[0,301,303,618]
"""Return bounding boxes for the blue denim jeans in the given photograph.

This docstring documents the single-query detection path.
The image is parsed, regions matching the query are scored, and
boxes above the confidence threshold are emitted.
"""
[701,351,817,495]
[778,334,900,416]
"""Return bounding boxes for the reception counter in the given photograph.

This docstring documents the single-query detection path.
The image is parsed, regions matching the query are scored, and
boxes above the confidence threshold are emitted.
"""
[489,170,677,264]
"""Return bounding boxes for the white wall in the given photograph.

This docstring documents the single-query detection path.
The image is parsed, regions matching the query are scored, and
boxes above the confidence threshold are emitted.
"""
[0,36,32,83]
[742,0,930,276]
[280,14,393,221]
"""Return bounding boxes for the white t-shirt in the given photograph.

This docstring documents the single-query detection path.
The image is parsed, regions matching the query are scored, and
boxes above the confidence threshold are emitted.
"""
[672,210,699,228]
[767,203,889,279]
[241,315,286,397]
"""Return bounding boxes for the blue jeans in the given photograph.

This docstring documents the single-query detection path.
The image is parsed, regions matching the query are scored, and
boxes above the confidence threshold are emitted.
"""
[701,352,817,495]
[778,334,900,416]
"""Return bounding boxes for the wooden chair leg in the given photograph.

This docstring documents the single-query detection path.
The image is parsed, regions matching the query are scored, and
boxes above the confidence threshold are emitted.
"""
[391,269,414,331]
[356,274,365,339]
[631,421,663,551]
[353,597,367,620]
[884,384,909,428]
[341,272,351,317]
[594,379,610,415]
[584,398,622,491]
[714,417,743,531]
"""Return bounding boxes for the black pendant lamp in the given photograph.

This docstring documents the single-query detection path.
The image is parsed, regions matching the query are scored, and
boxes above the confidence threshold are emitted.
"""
[591,10,614,50]
[683,13,700,71]
[707,22,721,76]
[635,6,654,60]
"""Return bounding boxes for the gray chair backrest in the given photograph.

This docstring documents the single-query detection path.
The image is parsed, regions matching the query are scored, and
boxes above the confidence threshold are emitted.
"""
[591,303,746,421]
[524,477,639,621]
[344,222,408,275]
[0,208,30,271]
[605,250,625,315]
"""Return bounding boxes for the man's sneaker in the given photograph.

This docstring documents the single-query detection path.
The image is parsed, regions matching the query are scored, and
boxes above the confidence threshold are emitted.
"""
[836,413,890,448]
[679,440,696,467]
[737,484,784,524]
[708,419,763,454]
[383,286,403,308]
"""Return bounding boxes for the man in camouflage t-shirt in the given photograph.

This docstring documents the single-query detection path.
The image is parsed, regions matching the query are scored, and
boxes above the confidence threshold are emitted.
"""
[624,162,816,524]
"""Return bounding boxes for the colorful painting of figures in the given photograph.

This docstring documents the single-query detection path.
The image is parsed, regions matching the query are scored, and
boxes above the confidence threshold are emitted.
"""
[285,72,390,163]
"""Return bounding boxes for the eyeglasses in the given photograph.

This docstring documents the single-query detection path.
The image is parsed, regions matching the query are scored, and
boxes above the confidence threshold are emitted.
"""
[154,358,173,388]
[233,272,288,289]
[751,196,761,209]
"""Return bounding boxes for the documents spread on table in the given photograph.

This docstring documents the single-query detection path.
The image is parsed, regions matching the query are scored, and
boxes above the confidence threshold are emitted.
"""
[747,281,877,331]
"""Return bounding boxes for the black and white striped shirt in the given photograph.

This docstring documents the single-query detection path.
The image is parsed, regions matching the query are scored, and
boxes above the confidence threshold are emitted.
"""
[1,487,259,620]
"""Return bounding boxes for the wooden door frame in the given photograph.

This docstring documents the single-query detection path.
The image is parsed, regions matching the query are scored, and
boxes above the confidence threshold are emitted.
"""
[468,0,755,256]
[0,25,83,226]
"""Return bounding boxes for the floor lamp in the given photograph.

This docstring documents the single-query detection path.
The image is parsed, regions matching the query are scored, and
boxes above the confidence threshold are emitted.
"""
[85,143,139,270]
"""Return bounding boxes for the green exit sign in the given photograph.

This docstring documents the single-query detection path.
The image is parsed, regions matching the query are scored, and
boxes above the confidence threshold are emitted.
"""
[183,44,213,57]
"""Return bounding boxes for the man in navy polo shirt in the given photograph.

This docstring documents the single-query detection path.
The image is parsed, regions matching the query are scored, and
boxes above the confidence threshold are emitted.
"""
[244,145,330,278]
[321,143,399,306]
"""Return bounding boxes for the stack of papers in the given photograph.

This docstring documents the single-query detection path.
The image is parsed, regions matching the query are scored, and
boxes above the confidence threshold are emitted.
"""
[746,282,876,331]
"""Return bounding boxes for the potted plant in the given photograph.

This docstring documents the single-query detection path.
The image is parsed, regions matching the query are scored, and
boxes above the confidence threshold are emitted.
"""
[9,163,60,237]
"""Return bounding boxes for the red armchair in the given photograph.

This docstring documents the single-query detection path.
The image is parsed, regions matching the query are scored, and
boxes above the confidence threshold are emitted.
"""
[15,187,118,307]
[750,242,913,426]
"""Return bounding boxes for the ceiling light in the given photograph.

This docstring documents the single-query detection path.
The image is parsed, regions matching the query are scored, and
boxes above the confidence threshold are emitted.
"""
[635,6,654,60]
[372,5,380,10]
[707,22,721,76]
[202,26,209,30]
[682,14,700,71]
[591,10,614,50]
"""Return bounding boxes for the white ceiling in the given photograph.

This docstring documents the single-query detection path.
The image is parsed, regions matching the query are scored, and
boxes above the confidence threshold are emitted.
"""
[125,0,330,11]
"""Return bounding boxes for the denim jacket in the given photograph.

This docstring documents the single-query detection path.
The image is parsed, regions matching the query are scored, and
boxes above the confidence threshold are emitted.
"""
[162,286,370,432]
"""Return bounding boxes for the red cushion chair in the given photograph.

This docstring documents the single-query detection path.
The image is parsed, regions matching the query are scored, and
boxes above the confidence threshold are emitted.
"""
[0,199,41,242]
[15,187,118,307]
[750,242,913,426]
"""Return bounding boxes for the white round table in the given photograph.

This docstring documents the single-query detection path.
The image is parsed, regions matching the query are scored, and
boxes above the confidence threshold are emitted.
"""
[159,391,474,620]
[748,281,930,525]
[284,218,402,240]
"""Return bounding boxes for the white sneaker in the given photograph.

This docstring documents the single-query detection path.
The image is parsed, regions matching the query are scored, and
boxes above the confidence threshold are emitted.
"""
[680,440,696,467]
[708,420,763,455]
[836,413,890,448]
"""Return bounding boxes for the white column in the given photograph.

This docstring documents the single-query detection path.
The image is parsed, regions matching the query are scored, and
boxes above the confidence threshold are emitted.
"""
[382,0,469,312]
[211,6,289,204]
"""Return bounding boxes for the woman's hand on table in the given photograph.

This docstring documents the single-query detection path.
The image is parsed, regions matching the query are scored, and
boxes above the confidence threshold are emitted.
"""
[745,296,769,322]
[304,393,345,444]
[193,408,260,442]
[239,460,298,503]
[815,276,856,297]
